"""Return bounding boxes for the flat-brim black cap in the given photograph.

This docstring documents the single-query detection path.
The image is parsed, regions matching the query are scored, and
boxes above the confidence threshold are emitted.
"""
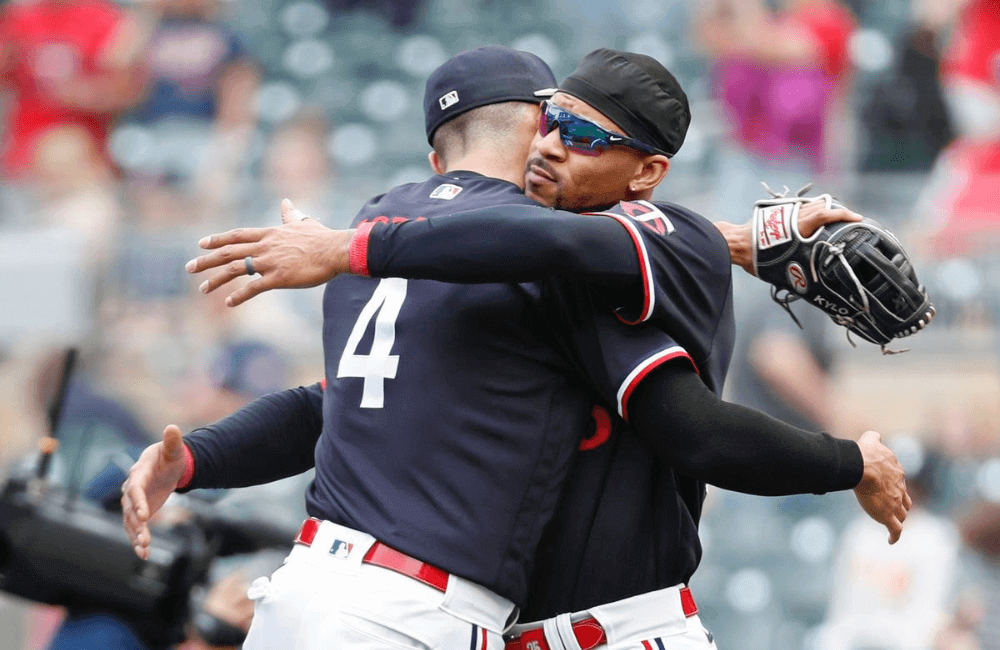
[559,48,690,157]
[424,45,557,145]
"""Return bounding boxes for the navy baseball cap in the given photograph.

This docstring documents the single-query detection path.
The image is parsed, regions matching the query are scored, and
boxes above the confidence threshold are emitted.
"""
[424,45,557,145]
[559,48,691,156]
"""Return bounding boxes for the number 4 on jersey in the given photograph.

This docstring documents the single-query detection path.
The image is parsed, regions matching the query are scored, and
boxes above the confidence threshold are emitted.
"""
[337,278,408,408]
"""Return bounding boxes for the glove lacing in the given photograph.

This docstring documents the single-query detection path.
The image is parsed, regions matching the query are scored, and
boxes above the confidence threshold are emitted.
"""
[770,286,804,329]
[827,241,909,355]
[771,241,910,355]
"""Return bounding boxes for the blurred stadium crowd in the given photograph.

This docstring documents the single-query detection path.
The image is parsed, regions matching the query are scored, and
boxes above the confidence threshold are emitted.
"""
[0,0,999,648]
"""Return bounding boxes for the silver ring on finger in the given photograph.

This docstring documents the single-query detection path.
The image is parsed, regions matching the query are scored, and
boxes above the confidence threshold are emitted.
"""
[245,256,257,276]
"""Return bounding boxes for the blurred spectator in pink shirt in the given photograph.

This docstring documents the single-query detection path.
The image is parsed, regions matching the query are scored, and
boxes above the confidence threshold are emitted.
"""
[698,0,855,173]
[697,0,855,224]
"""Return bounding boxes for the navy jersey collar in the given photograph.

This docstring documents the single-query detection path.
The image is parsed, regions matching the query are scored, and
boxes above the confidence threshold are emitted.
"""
[437,170,523,192]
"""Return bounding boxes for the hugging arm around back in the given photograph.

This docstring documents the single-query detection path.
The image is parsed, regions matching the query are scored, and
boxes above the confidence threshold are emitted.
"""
[361,205,641,290]
[627,360,864,496]
[363,202,868,496]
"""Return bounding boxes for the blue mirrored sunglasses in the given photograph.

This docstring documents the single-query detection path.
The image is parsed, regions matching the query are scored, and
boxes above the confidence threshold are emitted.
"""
[538,100,670,157]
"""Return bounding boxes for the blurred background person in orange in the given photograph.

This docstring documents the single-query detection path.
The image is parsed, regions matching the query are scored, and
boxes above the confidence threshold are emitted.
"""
[816,439,962,650]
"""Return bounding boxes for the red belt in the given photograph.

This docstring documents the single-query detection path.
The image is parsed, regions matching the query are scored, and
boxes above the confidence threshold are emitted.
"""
[295,518,450,592]
[504,587,698,650]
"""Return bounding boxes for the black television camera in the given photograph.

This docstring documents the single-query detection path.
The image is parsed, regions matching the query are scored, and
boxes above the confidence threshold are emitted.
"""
[0,349,295,649]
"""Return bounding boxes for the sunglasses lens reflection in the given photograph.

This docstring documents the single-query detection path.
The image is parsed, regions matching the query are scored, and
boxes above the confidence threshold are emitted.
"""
[539,102,605,154]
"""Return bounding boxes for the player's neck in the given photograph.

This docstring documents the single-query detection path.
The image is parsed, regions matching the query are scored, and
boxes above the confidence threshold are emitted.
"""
[443,152,525,190]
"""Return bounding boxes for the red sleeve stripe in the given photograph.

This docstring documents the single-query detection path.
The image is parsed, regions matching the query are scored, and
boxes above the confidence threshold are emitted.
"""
[617,346,698,421]
[593,212,655,324]
[177,442,196,489]
[348,221,377,277]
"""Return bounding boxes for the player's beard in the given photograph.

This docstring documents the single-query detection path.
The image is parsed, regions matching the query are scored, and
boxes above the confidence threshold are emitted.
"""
[524,156,561,208]
[523,155,622,212]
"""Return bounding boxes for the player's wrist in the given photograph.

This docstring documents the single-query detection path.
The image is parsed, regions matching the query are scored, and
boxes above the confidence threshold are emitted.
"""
[854,435,889,494]
[348,223,374,276]
[715,221,754,276]
[321,227,355,278]
[177,442,196,490]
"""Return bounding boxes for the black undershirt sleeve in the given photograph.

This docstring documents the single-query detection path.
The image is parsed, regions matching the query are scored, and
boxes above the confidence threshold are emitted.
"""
[628,362,864,496]
[365,206,641,292]
[179,382,324,491]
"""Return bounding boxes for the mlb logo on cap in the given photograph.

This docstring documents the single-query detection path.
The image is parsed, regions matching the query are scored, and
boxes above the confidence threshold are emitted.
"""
[330,540,353,558]
[439,90,459,110]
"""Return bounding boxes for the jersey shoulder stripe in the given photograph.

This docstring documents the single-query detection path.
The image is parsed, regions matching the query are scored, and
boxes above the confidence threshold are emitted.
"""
[616,346,698,421]
[585,209,656,324]
[583,198,677,325]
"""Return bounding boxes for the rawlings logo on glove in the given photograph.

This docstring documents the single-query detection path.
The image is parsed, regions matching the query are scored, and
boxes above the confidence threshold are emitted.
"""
[752,184,935,354]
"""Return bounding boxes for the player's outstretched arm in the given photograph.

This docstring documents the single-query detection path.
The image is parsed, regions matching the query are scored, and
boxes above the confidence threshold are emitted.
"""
[349,196,859,284]
[122,424,186,560]
[715,198,863,276]
[187,200,638,307]
[628,361,911,542]
[186,197,856,308]
[122,383,324,559]
[180,383,323,491]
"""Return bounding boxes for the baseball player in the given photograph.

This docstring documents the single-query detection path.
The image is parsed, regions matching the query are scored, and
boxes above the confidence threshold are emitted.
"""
[127,47,908,650]
[197,51,914,648]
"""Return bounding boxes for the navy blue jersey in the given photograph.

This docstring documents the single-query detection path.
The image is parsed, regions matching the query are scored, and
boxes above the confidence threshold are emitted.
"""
[526,200,735,618]
[306,171,692,606]
[585,199,736,399]
[525,411,706,620]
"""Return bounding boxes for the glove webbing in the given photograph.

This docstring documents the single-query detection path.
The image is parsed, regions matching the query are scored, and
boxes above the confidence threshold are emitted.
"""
[769,240,910,355]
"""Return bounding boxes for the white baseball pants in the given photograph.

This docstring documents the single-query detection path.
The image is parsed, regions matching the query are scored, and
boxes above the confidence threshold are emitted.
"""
[505,585,718,650]
[242,519,516,650]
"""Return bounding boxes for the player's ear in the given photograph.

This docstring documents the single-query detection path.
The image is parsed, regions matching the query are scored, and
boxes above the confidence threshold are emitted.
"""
[428,151,445,175]
[630,155,670,195]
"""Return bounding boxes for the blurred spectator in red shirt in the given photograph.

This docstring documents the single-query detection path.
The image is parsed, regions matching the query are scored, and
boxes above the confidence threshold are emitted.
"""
[940,0,1000,141]
[914,0,1000,257]
[0,0,147,180]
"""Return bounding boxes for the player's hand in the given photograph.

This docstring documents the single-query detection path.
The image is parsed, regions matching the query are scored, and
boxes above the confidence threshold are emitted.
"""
[186,199,355,307]
[853,430,912,544]
[716,197,863,276]
[796,197,864,237]
[121,424,187,560]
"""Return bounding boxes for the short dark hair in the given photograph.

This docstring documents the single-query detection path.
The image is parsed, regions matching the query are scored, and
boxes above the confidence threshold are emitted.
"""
[431,101,533,167]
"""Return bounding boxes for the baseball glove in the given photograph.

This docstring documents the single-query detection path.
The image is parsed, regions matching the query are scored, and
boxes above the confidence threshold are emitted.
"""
[752,184,935,354]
